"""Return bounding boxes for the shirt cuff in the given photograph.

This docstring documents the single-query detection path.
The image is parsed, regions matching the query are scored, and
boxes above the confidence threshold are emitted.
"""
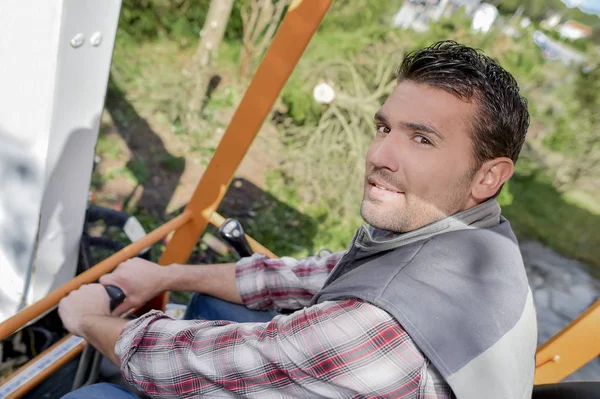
[115,310,171,374]
[235,253,273,310]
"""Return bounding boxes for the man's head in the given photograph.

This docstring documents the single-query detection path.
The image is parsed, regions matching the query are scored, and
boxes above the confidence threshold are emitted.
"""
[360,40,529,233]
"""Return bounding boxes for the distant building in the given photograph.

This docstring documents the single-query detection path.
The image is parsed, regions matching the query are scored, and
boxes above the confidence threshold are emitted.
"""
[471,3,498,33]
[392,0,498,33]
[541,13,562,30]
[532,30,586,65]
[558,20,593,40]
[448,0,481,16]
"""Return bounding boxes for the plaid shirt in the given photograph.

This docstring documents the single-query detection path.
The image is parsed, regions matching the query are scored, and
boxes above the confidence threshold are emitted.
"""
[115,253,456,398]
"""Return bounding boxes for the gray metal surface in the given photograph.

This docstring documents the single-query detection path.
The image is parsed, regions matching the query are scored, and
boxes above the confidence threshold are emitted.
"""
[0,0,122,322]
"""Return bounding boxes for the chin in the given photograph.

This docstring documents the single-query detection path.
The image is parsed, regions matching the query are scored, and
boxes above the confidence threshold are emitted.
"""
[360,200,406,232]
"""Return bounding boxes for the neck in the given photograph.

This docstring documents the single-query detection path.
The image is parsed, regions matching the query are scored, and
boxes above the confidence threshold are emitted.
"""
[362,198,501,249]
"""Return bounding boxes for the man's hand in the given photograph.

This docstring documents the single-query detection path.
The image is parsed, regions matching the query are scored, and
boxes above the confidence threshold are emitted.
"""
[58,284,111,338]
[100,257,168,315]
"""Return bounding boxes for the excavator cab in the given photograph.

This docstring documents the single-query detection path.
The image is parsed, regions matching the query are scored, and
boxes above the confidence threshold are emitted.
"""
[0,1,598,398]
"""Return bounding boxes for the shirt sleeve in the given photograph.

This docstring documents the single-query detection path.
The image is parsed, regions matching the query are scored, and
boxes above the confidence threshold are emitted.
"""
[235,251,344,310]
[115,299,430,398]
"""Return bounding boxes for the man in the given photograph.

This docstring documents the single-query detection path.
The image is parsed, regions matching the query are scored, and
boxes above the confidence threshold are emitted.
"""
[60,41,537,399]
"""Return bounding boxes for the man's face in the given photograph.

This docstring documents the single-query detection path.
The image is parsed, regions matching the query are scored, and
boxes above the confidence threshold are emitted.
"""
[361,80,480,233]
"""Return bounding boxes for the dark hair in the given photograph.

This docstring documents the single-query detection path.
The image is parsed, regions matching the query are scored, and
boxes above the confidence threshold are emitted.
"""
[397,40,529,169]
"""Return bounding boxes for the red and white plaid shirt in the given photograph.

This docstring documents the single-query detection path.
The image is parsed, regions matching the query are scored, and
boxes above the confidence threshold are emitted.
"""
[115,252,455,398]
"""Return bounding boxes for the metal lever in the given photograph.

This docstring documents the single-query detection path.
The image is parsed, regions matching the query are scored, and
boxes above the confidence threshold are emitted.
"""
[72,285,126,391]
[105,285,126,312]
[218,218,254,258]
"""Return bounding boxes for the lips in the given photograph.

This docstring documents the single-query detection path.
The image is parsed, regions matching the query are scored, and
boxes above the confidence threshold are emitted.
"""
[367,176,403,194]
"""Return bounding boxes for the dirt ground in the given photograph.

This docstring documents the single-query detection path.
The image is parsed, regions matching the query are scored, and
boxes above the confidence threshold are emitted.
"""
[93,96,283,217]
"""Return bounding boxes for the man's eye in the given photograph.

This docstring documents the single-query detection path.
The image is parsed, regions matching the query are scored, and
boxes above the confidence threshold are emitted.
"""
[376,125,390,135]
[414,135,433,146]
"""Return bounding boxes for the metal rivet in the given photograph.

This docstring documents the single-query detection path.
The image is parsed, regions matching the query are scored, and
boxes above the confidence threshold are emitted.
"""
[553,355,561,362]
[90,32,103,47]
[70,33,85,48]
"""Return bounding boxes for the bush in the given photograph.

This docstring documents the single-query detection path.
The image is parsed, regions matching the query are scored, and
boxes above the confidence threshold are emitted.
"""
[117,0,246,44]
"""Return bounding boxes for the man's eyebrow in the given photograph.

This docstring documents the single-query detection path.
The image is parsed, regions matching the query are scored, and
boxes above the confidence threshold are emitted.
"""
[374,111,387,122]
[374,112,445,141]
[399,121,445,141]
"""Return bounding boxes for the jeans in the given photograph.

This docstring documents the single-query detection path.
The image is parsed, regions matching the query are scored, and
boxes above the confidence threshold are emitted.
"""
[61,294,280,399]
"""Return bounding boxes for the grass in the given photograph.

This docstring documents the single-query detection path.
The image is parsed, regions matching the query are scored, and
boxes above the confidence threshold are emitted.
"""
[95,132,122,160]
[502,161,600,275]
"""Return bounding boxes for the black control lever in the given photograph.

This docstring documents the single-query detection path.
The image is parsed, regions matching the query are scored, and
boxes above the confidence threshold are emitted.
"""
[105,285,126,312]
[218,218,254,258]
[72,285,126,390]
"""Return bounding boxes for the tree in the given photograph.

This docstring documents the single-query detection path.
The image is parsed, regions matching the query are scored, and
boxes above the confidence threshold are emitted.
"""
[591,25,600,45]
[186,0,234,131]
[239,0,290,79]
[568,56,600,186]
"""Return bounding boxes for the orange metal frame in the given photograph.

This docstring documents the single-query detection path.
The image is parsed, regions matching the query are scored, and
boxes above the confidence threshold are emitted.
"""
[534,299,600,384]
[0,0,598,396]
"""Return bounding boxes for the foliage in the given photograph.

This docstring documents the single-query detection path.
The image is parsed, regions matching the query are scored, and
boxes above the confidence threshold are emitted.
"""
[502,162,600,276]
[117,0,246,44]
[280,52,399,219]
[493,0,600,25]
[538,54,600,189]
[319,0,401,32]
[239,0,290,79]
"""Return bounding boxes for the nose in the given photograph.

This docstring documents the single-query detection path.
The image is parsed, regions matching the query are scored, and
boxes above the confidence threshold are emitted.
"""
[368,133,400,172]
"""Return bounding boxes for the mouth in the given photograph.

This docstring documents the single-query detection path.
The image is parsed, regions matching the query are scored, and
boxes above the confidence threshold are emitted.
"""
[366,177,404,199]
[367,177,403,193]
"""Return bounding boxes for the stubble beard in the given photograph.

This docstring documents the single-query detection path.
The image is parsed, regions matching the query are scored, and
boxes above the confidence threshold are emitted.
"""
[360,172,474,234]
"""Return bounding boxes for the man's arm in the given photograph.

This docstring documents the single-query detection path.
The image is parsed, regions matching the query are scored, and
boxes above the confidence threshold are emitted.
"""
[99,259,242,315]
[166,262,241,303]
[101,252,344,314]
[114,299,428,398]
[80,315,128,365]
[57,283,129,365]
[234,252,344,310]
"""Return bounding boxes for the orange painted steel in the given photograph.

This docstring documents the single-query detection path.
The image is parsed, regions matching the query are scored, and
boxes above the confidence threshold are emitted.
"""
[210,212,277,259]
[1,335,87,399]
[0,213,274,399]
[0,211,192,341]
[143,0,333,313]
[534,299,600,384]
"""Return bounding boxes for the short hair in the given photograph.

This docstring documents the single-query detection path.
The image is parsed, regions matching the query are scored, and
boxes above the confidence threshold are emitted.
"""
[397,40,529,169]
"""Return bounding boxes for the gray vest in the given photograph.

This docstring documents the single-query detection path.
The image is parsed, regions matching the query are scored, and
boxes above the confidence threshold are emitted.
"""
[311,202,537,399]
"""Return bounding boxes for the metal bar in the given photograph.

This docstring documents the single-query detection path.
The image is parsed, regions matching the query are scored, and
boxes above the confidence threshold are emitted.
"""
[0,208,283,398]
[0,334,86,399]
[534,299,600,384]
[142,0,333,313]
[0,211,192,341]
[209,212,277,259]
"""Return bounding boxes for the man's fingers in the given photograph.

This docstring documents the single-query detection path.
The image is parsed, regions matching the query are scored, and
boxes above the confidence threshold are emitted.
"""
[99,273,116,286]
[112,301,131,316]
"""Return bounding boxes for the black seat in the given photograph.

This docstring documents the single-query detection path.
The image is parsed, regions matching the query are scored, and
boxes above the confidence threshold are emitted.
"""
[532,382,600,399]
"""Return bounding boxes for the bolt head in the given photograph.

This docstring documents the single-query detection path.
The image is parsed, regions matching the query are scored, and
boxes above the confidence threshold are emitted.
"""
[70,33,85,48]
[90,32,103,47]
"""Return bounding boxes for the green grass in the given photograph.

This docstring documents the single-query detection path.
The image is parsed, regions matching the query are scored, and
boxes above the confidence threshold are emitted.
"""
[127,157,150,185]
[96,131,122,160]
[154,153,186,173]
[502,161,600,276]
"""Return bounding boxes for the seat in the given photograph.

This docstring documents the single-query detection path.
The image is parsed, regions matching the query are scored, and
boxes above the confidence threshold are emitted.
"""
[532,382,600,399]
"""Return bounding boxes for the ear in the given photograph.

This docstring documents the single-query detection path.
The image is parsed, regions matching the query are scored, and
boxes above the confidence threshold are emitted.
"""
[471,157,514,201]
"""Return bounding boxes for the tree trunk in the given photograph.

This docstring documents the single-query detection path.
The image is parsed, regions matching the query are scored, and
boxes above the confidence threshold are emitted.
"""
[239,0,289,80]
[187,0,234,128]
